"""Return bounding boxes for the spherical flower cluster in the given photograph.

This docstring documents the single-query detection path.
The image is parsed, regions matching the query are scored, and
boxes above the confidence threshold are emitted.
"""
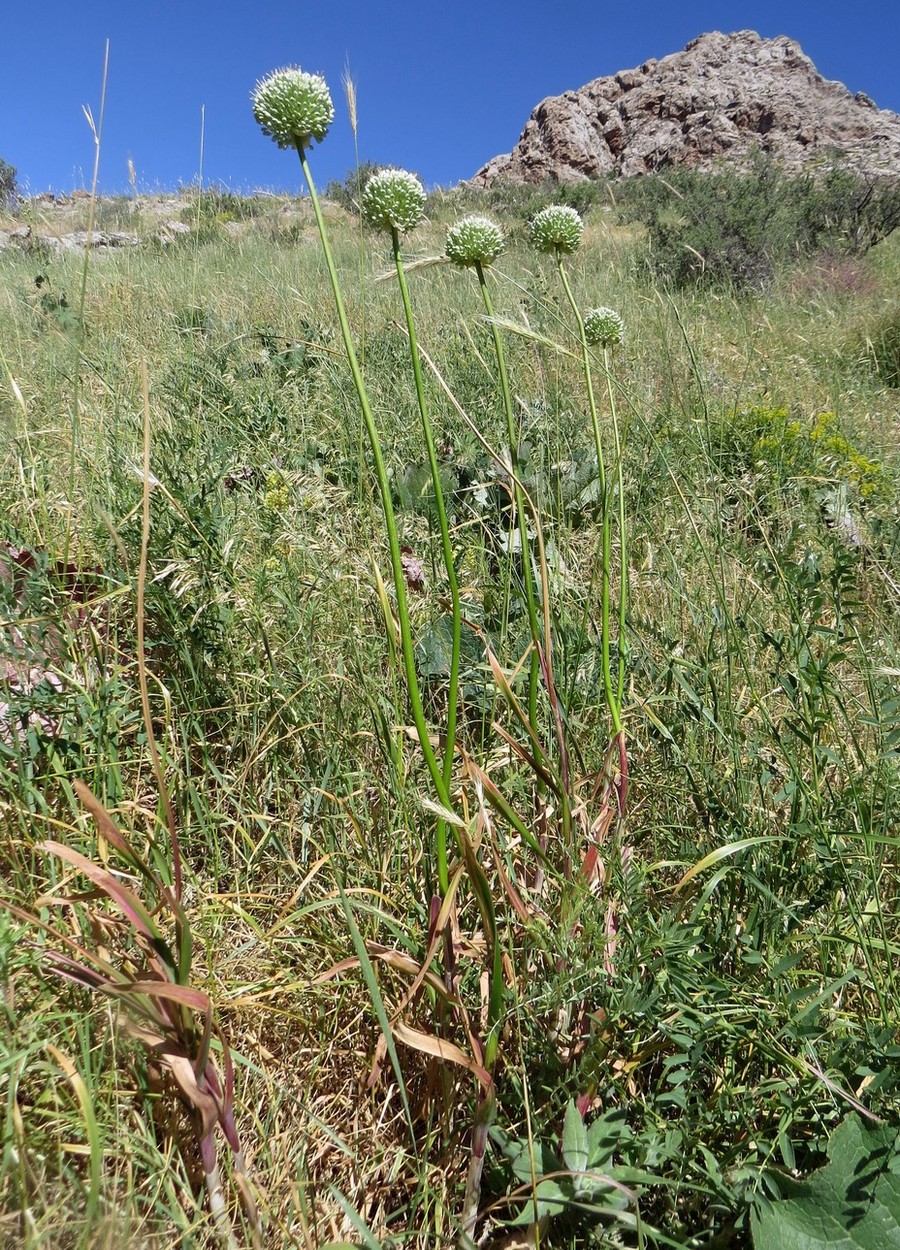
[361,169,426,234]
[584,306,625,348]
[445,215,505,268]
[252,67,334,148]
[530,205,584,255]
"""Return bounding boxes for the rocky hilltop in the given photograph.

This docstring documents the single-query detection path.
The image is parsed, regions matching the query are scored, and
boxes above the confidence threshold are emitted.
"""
[471,30,900,185]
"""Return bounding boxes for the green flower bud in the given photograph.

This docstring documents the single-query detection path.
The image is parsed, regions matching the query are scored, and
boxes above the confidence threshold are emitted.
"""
[445,215,504,268]
[361,168,426,234]
[252,67,334,149]
[530,205,584,255]
[584,306,624,348]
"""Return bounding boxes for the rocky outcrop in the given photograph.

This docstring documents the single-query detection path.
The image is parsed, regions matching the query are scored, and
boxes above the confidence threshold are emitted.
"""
[0,220,192,255]
[0,225,140,254]
[471,31,900,184]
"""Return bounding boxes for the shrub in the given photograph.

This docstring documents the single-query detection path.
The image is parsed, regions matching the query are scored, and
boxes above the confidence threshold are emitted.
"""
[615,161,900,289]
[863,305,900,388]
[0,157,17,209]
[323,161,388,213]
[179,183,270,226]
[713,403,892,509]
[443,176,610,223]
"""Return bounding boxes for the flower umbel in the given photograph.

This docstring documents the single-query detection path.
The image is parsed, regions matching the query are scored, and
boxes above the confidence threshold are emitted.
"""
[530,205,584,255]
[445,215,505,268]
[252,67,334,148]
[361,169,426,234]
[584,306,625,348]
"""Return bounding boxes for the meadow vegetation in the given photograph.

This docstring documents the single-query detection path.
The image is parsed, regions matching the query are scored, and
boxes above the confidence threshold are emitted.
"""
[1,119,899,1250]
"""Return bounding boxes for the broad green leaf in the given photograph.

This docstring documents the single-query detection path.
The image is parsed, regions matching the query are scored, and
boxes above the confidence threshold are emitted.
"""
[505,1177,571,1226]
[489,1126,557,1183]
[587,1108,631,1168]
[751,1115,900,1250]
[562,1099,589,1173]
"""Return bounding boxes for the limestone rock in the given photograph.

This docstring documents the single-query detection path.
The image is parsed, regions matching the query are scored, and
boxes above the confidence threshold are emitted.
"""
[471,31,900,184]
[0,225,32,252]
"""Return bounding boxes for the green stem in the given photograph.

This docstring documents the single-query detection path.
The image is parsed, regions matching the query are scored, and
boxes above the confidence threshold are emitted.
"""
[604,345,628,709]
[391,225,462,890]
[555,255,622,737]
[294,142,452,889]
[475,261,542,732]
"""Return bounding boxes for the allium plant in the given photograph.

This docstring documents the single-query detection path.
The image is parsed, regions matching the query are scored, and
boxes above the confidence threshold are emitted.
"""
[255,71,527,1238]
[253,70,454,842]
[445,215,505,268]
[584,306,625,349]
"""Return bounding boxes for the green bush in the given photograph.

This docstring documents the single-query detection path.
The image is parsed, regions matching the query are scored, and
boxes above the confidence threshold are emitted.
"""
[0,157,17,209]
[615,161,900,289]
[323,161,387,213]
[863,305,900,388]
[716,403,891,502]
[434,176,611,226]
[179,184,270,226]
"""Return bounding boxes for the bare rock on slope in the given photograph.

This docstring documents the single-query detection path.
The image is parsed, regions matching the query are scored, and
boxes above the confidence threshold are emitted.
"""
[471,31,900,184]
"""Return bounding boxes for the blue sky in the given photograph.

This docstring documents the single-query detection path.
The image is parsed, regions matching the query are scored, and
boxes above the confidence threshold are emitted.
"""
[3,1,899,195]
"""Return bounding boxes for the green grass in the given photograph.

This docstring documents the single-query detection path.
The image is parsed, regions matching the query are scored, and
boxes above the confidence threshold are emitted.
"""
[1,185,899,1249]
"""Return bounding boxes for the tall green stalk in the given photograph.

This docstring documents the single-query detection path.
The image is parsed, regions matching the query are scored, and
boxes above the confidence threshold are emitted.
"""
[555,259,624,739]
[603,345,628,711]
[474,261,543,732]
[389,222,462,891]
[292,140,453,888]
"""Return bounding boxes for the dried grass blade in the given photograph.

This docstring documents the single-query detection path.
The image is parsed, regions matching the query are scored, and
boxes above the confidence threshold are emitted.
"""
[40,841,169,954]
[337,886,416,1146]
[392,1022,492,1088]
[45,1045,101,1232]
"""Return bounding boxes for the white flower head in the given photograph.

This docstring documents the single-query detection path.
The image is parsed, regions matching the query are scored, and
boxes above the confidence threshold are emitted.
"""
[361,169,426,234]
[530,205,584,255]
[445,215,505,267]
[252,67,334,148]
[584,306,625,348]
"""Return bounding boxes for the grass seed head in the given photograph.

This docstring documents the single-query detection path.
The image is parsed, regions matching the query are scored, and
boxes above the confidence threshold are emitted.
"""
[584,306,625,347]
[252,67,335,148]
[361,169,426,234]
[445,215,505,267]
[530,204,584,255]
